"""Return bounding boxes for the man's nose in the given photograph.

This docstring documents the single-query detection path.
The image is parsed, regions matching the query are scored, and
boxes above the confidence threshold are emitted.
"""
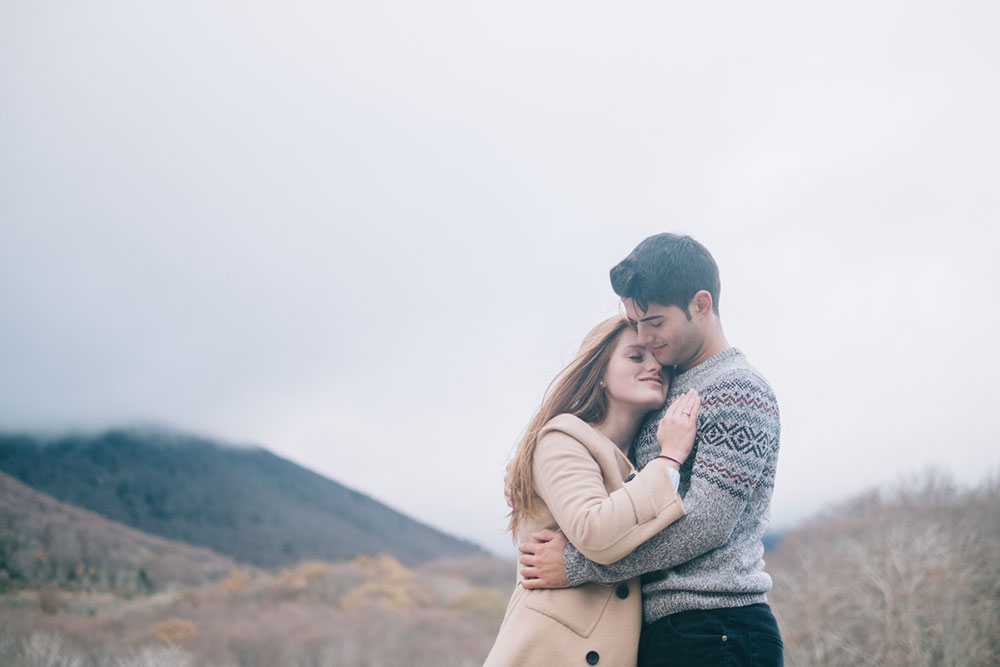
[637,324,655,345]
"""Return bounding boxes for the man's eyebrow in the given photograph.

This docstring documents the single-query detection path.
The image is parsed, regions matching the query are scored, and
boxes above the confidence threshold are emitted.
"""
[637,314,663,322]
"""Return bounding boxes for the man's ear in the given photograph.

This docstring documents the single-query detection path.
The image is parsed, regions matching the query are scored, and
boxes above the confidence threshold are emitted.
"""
[690,290,713,318]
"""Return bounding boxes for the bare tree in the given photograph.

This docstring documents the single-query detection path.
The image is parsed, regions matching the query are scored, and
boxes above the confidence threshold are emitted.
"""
[769,472,1000,667]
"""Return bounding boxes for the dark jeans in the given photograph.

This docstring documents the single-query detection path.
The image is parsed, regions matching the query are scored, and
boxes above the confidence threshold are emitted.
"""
[637,603,783,667]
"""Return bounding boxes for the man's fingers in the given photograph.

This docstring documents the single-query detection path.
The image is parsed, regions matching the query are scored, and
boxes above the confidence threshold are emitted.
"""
[520,576,543,589]
[518,542,538,555]
[519,554,536,566]
[532,529,558,542]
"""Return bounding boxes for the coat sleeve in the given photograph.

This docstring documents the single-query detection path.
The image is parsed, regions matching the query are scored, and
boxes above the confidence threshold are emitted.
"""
[563,373,780,584]
[531,430,685,565]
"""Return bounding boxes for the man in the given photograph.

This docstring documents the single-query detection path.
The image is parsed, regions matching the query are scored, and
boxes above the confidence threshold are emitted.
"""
[518,233,783,666]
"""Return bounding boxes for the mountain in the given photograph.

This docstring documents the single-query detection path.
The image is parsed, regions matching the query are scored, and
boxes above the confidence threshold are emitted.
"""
[0,471,238,595]
[0,429,485,568]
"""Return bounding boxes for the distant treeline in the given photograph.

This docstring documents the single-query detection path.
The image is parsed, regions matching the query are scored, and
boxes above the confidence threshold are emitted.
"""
[768,471,999,666]
[1,428,996,666]
[0,472,238,596]
[0,428,484,569]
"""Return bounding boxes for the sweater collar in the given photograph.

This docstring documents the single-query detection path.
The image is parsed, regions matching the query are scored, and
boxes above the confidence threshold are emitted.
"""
[671,347,743,391]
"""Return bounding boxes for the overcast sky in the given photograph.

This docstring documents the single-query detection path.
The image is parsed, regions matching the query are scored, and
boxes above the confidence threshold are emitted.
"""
[2,1,998,557]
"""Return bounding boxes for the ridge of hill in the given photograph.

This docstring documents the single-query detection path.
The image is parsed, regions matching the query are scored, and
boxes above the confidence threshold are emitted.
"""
[0,471,239,595]
[0,429,485,568]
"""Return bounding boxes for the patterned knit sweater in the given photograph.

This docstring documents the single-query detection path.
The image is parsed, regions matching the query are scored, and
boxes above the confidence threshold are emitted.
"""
[564,348,780,622]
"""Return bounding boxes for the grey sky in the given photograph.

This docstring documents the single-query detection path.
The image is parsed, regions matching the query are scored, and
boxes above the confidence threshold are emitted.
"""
[2,1,998,556]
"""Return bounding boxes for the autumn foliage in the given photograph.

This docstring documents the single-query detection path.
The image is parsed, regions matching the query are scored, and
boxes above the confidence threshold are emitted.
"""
[1,471,997,665]
[0,554,512,667]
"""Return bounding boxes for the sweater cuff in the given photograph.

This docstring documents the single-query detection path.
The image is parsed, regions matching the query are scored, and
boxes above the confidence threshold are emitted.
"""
[564,541,595,587]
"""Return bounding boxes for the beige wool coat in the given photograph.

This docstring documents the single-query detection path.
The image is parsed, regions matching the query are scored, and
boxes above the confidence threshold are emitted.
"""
[484,414,686,667]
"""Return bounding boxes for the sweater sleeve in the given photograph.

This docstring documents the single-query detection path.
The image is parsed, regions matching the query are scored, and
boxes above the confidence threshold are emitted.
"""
[564,373,780,584]
[532,430,686,565]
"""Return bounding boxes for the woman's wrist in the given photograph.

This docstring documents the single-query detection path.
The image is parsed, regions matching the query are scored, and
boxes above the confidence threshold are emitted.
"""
[656,453,683,470]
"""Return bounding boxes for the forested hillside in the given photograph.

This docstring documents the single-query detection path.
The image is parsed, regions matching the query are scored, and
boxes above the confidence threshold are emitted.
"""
[2,437,995,666]
[0,472,240,596]
[0,429,484,567]
[4,472,996,666]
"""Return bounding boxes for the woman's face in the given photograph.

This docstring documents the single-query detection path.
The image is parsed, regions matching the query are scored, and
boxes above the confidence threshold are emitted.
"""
[602,328,669,413]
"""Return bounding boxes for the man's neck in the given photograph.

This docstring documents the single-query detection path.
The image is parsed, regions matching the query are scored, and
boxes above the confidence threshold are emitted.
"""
[678,328,730,373]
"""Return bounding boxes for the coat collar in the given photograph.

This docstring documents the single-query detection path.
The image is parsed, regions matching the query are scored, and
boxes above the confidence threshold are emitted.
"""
[539,414,636,477]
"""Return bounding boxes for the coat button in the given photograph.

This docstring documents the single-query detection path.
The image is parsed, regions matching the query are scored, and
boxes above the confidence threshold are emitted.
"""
[721,635,728,642]
[624,473,636,482]
[615,584,629,599]
[586,651,600,664]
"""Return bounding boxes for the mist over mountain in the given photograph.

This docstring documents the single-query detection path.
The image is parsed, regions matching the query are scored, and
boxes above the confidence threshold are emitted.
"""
[0,428,485,568]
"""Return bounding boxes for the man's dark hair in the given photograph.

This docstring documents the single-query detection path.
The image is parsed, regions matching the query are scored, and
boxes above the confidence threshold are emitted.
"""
[610,233,721,318]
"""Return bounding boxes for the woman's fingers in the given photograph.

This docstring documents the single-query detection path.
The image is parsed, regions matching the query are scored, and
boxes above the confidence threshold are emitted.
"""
[680,391,697,420]
[667,390,692,417]
[674,390,697,420]
[675,391,691,417]
[689,392,702,418]
[661,390,698,426]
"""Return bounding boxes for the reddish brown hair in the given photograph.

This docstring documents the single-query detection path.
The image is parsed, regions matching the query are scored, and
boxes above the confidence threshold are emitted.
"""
[505,316,633,537]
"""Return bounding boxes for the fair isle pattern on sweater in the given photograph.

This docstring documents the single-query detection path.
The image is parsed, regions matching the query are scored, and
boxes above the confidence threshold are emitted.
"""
[685,376,780,502]
[564,348,781,622]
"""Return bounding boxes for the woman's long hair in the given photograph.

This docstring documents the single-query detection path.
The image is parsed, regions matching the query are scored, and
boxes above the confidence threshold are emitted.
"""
[505,315,633,537]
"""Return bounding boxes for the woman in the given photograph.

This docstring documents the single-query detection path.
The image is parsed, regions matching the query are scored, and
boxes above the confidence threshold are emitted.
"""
[484,316,701,667]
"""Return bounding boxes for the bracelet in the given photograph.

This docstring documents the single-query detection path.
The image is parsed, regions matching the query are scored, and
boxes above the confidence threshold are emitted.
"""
[657,454,683,466]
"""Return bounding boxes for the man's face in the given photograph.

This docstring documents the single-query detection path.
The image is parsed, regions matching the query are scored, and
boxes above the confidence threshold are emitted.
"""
[622,298,703,370]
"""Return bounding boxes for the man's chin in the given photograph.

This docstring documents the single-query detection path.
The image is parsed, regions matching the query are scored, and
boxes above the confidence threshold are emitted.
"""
[652,351,675,367]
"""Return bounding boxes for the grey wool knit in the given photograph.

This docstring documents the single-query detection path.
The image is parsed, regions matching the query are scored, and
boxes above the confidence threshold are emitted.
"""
[564,347,781,623]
